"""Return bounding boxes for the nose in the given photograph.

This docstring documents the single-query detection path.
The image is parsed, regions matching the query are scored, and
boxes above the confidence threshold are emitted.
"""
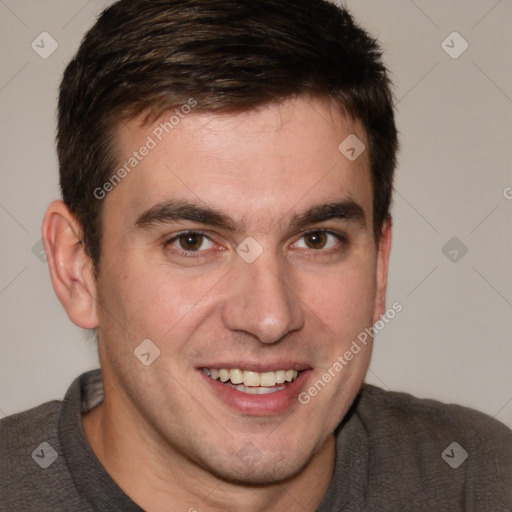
[221,252,305,344]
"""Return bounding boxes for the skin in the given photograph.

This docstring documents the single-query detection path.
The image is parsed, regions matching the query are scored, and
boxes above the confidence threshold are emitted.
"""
[43,96,392,512]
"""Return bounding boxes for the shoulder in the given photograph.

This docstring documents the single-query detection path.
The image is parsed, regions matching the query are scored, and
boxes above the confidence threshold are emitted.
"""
[0,399,62,454]
[0,400,62,474]
[0,400,76,511]
[353,384,512,510]
[357,383,512,443]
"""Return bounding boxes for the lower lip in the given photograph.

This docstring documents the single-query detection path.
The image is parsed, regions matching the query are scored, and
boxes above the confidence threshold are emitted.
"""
[199,370,312,416]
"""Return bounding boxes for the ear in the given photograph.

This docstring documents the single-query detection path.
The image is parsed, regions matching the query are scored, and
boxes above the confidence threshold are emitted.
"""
[372,218,392,325]
[42,200,99,329]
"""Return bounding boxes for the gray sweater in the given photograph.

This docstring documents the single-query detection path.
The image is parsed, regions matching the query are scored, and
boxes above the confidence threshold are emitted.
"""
[1,369,510,511]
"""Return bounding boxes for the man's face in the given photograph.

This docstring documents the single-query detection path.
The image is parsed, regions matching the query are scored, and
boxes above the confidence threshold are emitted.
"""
[93,97,389,484]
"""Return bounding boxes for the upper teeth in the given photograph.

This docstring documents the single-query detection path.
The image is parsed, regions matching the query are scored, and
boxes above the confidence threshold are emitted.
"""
[202,368,299,387]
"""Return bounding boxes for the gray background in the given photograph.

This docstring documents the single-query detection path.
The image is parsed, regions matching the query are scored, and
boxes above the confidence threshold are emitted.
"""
[0,0,511,429]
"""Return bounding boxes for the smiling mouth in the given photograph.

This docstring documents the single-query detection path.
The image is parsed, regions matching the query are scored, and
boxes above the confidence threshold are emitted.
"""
[201,368,300,395]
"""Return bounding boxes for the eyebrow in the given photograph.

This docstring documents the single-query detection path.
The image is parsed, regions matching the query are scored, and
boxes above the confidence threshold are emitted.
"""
[135,201,240,231]
[288,201,366,230]
[134,199,366,232]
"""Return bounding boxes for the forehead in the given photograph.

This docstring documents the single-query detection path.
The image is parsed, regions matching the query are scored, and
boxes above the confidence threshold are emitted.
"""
[108,97,372,231]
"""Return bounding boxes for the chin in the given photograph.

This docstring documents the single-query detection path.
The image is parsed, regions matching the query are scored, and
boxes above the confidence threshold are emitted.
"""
[203,453,309,487]
[192,432,326,487]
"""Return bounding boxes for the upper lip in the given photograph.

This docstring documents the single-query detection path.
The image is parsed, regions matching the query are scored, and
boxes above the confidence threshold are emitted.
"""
[196,361,311,373]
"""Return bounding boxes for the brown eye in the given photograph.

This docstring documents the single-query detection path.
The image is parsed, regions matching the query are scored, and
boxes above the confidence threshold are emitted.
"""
[303,231,328,249]
[177,233,205,251]
[292,230,343,252]
[166,232,215,253]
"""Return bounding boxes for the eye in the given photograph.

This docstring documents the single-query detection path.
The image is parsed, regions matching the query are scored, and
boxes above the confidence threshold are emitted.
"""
[166,231,215,253]
[293,230,343,250]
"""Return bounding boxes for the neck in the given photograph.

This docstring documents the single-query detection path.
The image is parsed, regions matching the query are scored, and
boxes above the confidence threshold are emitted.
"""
[82,393,336,512]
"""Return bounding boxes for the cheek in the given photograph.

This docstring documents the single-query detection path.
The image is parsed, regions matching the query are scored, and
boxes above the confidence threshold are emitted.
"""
[301,260,377,341]
[98,259,224,341]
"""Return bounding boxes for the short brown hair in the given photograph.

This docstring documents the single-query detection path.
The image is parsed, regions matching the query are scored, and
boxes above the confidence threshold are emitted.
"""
[57,0,398,269]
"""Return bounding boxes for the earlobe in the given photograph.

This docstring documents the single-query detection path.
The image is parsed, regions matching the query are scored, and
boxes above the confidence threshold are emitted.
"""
[42,200,99,329]
[373,218,392,325]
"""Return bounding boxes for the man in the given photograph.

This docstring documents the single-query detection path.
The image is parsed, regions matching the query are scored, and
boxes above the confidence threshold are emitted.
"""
[0,0,510,510]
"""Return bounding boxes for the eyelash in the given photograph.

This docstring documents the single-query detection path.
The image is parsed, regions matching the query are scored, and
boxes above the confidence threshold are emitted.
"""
[163,229,348,258]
